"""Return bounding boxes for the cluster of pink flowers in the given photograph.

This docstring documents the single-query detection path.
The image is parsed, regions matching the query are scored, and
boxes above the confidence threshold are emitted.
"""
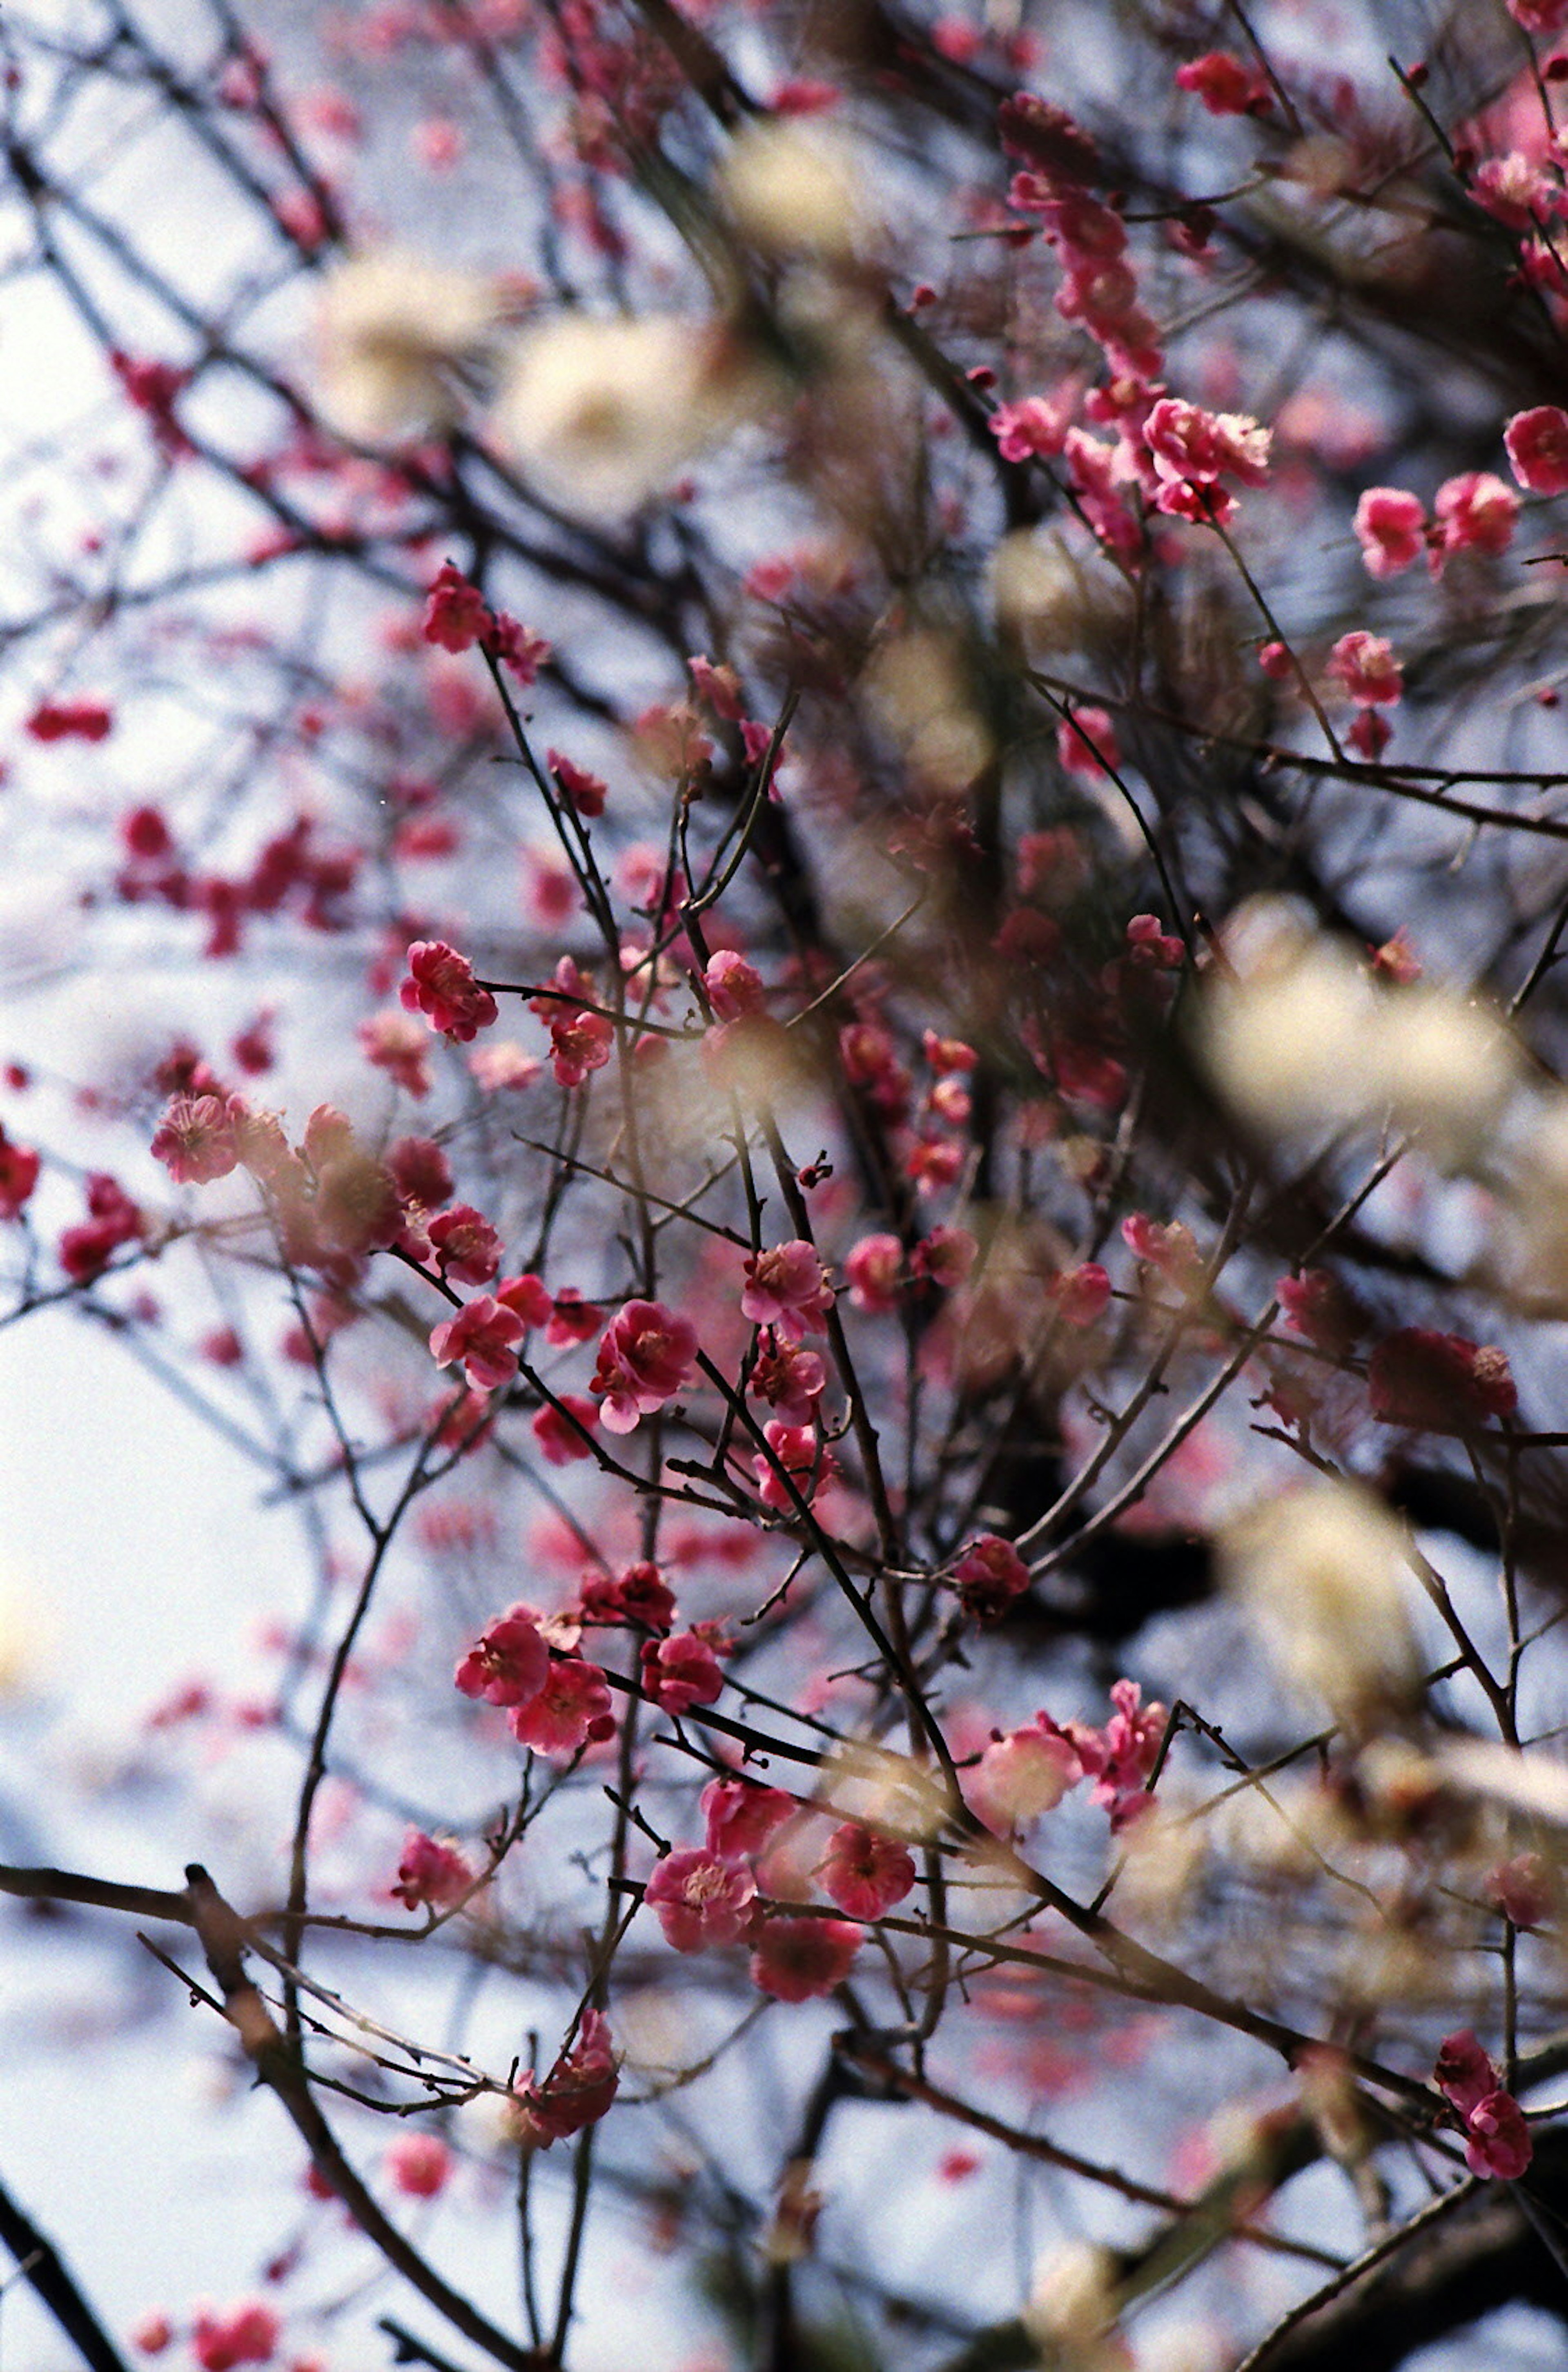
[26,696,114,742]
[741,1239,832,1338]
[60,1171,144,1283]
[968,1681,1167,1836]
[1352,477,1518,579]
[1141,396,1271,526]
[454,1601,616,1758]
[1433,2030,1532,2180]
[510,2009,619,2147]
[422,561,551,684]
[642,1780,871,2001]
[531,956,615,1086]
[1000,94,1162,382]
[590,1296,698,1431]
[187,2302,279,2370]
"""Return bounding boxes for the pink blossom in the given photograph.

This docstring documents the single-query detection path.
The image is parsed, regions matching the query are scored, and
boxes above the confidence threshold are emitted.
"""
[1510,0,1568,30]
[59,1173,143,1281]
[389,1136,454,1211]
[1175,50,1267,115]
[967,1721,1083,1834]
[150,1093,243,1186]
[1368,1329,1517,1432]
[189,2303,278,2371]
[702,1776,799,1860]
[1145,397,1271,490]
[1506,404,1568,494]
[454,1603,549,1707]
[1352,486,1426,578]
[1057,705,1120,777]
[385,2133,452,2197]
[531,1393,601,1464]
[742,1240,832,1339]
[641,1628,725,1714]
[469,1040,542,1092]
[749,1914,861,2001]
[923,1030,977,1073]
[391,1829,474,1911]
[912,1224,977,1289]
[548,1005,615,1088]
[704,948,766,1021]
[510,2010,618,2146]
[544,1286,603,1344]
[428,1204,502,1286]
[358,1008,432,1097]
[753,1419,835,1509]
[496,1270,554,1329]
[132,2312,173,2354]
[1434,2029,1533,2180]
[546,749,608,817]
[818,1822,916,1919]
[1126,913,1185,970]
[1432,471,1518,565]
[845,1233,904,1313]
[644,1848,757,1950]
[1277,1268,1365,1355]
[748,1335,826,1425]
[1076,1679,1167,1830]
[580,1560,677,1632]
[688,654,746,719]
[401,940,499,1041]
[1051,1261,1111,1327]
[590,1298,698,1432]
[429,1294,526,1392]
[1326,631,1403,706]
[26,698,113,743]
[1487,1852,1552,1929]
[1474,152,1560,230]
[510,1655,616,1754]
[989,390,1074,462]
[953,1534,1031,1622]
[422,562,490,652]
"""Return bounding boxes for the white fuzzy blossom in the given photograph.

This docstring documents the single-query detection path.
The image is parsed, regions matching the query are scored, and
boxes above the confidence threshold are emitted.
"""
[314,250,503,443]
[491,313,773,518]
[1199,903,1517,1162]
[719,121,873,262]
[1221,1478,1419,1724]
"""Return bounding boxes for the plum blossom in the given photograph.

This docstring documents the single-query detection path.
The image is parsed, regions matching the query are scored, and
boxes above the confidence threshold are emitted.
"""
[644,1848,757,1950]
[641,1628,726,1714]
[314,248,501,443]
[428,1204,502,1286]
[953,1534,1031,1622]
[385,2133,452,2197]
[510,2010,618,2146]
[1326,631,1403,706]
[510,1655,616,1755]
[1367,1328,1517,1432]
[454,1603,549,1707]
[742,1240,832,1338]
[1075,1679,1167,1829]
[1352,487,1425,578]
[547,749,608,817]
[749,1914,861,2001]
[150,1092,243,1185]
[1175,50,1268,114]
[704,948,766,1021]
[590,1297,698,1431]
[989,390,1075,462]
[1051,1262,1111,1326]
[392,1829,474,1912]
[702,1776,799,1860]
[358,1009,432,1097]
[845,1233,903,1313]
[429,1294,525,1392]
[580,1560,676,1632]
[1056,704,1119,777]
[421,562,551,681]
[189,2303,278,2371]
[1434,2030,1532,2179]
[532,1393,601,1465]
[1432,472,1518,566]
[1505,404,1568,494]
[748,1335,826,1424]
[753,1420,835,1509]
[967,1721,1083,1834]
[401,940,498,1041]
[818,1822,916,1919]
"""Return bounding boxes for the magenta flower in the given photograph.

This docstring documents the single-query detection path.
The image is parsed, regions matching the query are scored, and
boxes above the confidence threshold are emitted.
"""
[1506,404,1568,495]
[428,1204,502,1286]
[845,1233,904,1314]
[818,1823,916,1921]
[546,748,608,818]
[1326,631,1403,707]
[531,1393,601,1465]
[748,1336,826,1426]
[454,1603,549,1707]
[749,1914,861,2002]
[1051,1262,1111,1328]
[590,1297,698,1432]
[1056,705,1119,778]
[391,1828,474,1912]
[953,1534,1031,1623]
[189,2303,278,2372]
[641,1628,725,1714]
[1432,472,1518,568]
[742,1240,832,1340]
[1174,50,1267,115]
[644,1848,757,1951]
[422,561,490,651]
[1368,1328,1517,1433]
[1352,487,1426,580]
[701,1776,799,1861]
[704,948,766,1021]
[1434,2030,1533,2180]
[989,390,1074,463]
[429,1294,526,1392]
[0,1130,40,1222]
[753,1420,835,1511]
[579,1560,677,1632]
[150,1092,243,1186]
[385,2132,452,2198]
[510,2009,618,2147]
[400,939,499,1042]
[510,1656,615,1756]
[1076,1679,1167,1830]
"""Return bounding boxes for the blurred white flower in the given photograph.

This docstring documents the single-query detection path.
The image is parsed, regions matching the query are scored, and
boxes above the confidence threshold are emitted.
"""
[315,249,503,443]
[1221,1478,1419,1723]
[1199,903,1517,1161]
[719,120,873,262]
[491,312,773,517]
